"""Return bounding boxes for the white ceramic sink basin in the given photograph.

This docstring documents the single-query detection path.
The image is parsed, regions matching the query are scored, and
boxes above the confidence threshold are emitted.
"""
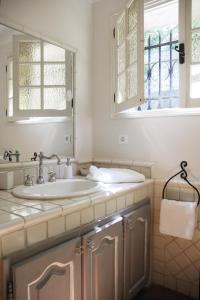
[12,179,100,200]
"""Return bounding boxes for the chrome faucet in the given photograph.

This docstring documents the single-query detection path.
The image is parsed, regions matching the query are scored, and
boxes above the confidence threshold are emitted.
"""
[3,150,20,162]
[37,152,61,184]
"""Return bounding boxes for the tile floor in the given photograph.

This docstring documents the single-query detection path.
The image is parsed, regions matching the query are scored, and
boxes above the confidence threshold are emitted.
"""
[134,285,195,300]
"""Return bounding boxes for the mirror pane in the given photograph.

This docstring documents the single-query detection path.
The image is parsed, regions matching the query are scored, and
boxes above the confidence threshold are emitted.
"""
[44,64,65,85]
[19,41,41,62]
[19,64,41,86]
[44,43,65,62]
[19,87,41,110]
[44,88,66,110]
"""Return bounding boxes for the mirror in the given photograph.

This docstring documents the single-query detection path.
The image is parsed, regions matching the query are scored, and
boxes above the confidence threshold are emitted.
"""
[0,24,74,162]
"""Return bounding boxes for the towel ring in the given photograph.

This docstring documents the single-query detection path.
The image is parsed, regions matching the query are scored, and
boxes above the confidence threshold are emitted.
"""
[162,161,200,206]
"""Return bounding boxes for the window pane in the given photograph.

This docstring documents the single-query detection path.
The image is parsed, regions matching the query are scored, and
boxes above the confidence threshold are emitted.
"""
[19,64,40,86]
[190,65,200,98]
[150,48,159,64]
[127,30,137,65]
[128,0,138,33]
[127,63,137,99]
[192,0,200,29]
[192,32,200,62]
[44,43,65,62]
[150,63,159,98]
[117,44,126,73]
[44,64,65,85]
[149,31,159,46]
[44,88,66,110]
[19,41,41,62]
[19,88,41,110]
[117,13,125,46]
[117,73,126,103]
[161,61,170,94]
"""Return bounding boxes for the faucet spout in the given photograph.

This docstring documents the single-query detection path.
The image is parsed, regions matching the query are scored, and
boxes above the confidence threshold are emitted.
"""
[37,152,61,184]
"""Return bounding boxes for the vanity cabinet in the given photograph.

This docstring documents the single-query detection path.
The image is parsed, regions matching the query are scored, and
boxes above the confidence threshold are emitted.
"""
[82,217,123,300]
[123,205,150,300]
[11,237,82,300]
[7,203,150,300]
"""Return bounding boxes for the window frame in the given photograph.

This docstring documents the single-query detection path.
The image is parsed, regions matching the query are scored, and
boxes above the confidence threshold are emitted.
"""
[113,0,144,113]
[12,35,74,119]
[111,0,200,117]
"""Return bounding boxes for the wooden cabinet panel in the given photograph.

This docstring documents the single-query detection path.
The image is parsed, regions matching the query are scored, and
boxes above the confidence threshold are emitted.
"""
[124,205,150,300]
[82,217,123,300]
[12,237,81,300]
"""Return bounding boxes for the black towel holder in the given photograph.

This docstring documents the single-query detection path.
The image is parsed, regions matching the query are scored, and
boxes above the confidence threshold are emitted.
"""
[162,161,200,206]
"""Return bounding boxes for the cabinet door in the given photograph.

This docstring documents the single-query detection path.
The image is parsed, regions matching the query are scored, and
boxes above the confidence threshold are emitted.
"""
[82,217,123,300]
[12,237,81,300]
[124,205,150,300]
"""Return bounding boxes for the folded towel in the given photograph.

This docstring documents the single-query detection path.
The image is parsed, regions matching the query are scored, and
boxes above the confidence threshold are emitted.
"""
[159,199,198,240]
[86,165,145,183]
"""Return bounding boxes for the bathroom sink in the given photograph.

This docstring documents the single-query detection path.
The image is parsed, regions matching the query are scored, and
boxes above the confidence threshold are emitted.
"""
[12,179,101,200]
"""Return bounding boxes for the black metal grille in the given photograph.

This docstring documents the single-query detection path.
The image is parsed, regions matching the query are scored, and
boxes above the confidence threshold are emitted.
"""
[139,28,179,110]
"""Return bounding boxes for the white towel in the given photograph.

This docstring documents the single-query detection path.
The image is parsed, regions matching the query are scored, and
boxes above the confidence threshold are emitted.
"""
[159,199,198,240]
[86,165,145,183]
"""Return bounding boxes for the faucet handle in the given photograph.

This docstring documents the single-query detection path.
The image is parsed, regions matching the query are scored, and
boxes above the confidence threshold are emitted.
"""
[48,171,56,182]
[31,152,38,161]
[24,175,34,186]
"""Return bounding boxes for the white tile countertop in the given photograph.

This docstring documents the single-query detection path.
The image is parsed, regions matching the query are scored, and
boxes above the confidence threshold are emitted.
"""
[0,178,154,257]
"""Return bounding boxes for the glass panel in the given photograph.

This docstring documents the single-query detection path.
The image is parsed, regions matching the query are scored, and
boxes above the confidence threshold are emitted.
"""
[144,50,148,64]
[19,88,41,110]
[144,32,149,48]
[192,0,200,29]
[19,41,41,62]
[44,64,65,85]
[150,63,159,99]
[117,73,126,103]
[161,45,170,62]
[44,43,65,62]
[161,61,170,94]
[127,30,137,65]
[128,0,138,33]
[191,64,200,98]
[171,60,179,96]
[117,13,125,46]
[160,28,170,44]
[117,44,126,73]
[171,26,179,41]
[44,88,66,110]
[150,48,159,64]
[19,64,40,86]
[192,32,200,62]
[127,63,137,99]
[149,31,159,46]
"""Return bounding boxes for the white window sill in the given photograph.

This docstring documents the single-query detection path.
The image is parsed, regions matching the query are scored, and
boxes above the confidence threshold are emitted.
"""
[7,116,71,124]
[111,107,200,119]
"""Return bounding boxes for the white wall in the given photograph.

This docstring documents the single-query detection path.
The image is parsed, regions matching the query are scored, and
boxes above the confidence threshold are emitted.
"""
[0,0,93,162]
[92,0,200,180]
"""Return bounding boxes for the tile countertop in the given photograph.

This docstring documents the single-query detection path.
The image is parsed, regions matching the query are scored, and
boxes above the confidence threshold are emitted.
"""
[0,179,154,238]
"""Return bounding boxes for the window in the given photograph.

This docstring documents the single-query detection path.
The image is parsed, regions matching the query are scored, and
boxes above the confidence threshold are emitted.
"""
[8,35,74,119]
[190,0,200,103]
[114,0,144,113]
[113,0,200,114]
